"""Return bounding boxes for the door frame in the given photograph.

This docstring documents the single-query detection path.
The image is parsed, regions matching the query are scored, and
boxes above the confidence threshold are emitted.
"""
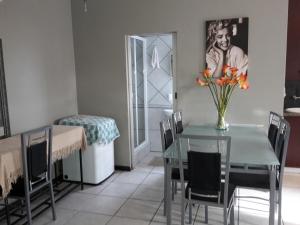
[171,32,177,111]
[125,32,177,168]
[0,39,10,139]
[125,35,149,167]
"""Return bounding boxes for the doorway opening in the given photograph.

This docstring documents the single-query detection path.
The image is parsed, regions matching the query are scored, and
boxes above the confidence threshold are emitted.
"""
[126,33,176,167]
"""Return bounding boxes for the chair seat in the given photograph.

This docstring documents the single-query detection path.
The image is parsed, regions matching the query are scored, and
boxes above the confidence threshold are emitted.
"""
[10,177,47,197]
[185,183,235,206]
[229,173,279,189]
[171,168,189,181]
[231,165,268,170]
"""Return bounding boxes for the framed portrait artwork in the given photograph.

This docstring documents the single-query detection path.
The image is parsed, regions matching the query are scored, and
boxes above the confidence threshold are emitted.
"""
[206,17,249,77]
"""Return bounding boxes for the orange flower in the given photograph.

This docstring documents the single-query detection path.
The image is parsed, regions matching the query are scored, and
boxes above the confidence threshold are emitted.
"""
[196,77,208,86]
[229,77,238,85]
[238,74,249,89]
[222,65,230,75]
[216,79,225,86]
[230,67,239,77]
[216,77,230,86]
[203,68,212,78]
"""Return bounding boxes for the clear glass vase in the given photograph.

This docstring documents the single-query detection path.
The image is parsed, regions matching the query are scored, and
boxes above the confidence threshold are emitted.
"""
[216,111,228,130]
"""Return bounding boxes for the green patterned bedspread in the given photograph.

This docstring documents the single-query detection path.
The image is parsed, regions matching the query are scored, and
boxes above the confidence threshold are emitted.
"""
[58,115,120,145]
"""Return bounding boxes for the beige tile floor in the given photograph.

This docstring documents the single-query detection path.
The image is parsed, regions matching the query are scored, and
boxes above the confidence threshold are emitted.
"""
[3,152,300,225]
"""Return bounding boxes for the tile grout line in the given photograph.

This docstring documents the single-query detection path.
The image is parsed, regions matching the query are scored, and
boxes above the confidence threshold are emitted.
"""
[44,209,80,225]
[102,197,131,225]
[60,210,80,225]
[33,156,164,225]
[122,168,163,223]
[103,168,153,225]
[191,204,199,225]
[102,178,139,225]
[148,199,164,225]
[55,171,125,225]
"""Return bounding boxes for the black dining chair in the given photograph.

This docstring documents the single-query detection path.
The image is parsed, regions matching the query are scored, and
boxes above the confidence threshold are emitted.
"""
[172,111,184,138]
[171,111,186,193]
[268,111,282,150]
[160,119,188,215]
[177,134,235,225]
[5,126,56,225]
[229,119,290,225]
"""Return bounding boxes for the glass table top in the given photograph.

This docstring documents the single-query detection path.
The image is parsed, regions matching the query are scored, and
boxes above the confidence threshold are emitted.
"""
[163,125,279,166]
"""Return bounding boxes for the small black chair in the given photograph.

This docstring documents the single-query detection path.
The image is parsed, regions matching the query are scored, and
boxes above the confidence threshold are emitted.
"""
[230,119,290,225]
[177,135,235,225]
[160,119,188,215]
[5,126,56,225]
[268,111,282,150]
[172,111,184,138]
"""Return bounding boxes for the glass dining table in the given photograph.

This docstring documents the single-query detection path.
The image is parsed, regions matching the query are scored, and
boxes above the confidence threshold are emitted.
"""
[163,124,279,225]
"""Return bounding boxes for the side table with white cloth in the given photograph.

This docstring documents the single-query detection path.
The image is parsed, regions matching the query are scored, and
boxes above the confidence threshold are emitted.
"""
[57,115,120,184]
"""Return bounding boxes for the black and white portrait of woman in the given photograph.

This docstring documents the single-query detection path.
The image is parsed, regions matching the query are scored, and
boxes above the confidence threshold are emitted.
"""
[206,17,249,77]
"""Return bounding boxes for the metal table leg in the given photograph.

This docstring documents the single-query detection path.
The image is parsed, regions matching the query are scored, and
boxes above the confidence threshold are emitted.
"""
[79,149,84,190]
[166,162,172,225]
[163,159,167,216]
[269,165,276,225]
[180,172,185,225]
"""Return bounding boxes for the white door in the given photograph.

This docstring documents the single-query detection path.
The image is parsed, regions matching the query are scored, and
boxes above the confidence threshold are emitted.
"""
[127,36,148,166]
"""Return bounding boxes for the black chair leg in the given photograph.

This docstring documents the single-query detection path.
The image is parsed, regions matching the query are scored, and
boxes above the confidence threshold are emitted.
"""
[278,190,282,225]
[237,188,240,225]
[171,181,175,200]
[49,182,56,220]
[188,202,192,224]
[230,205,235,225]
[205,205,208,224]
[4,197,11,225]
[24,193,32,225]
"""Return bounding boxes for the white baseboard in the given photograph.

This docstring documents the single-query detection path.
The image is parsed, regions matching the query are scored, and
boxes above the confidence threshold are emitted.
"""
[285,167,300,174]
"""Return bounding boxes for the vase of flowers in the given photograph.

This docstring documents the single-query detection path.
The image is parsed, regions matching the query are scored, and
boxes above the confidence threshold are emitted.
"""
[196,65,249,130]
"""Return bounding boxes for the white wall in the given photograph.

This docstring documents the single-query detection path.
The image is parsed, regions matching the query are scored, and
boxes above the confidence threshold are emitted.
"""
[71,0,288,167]
[0,0,78,134]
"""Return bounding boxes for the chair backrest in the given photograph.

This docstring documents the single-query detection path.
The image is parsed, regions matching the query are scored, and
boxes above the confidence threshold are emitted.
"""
[21,126,53,192]
[179,134,231,205]
[159,119,174,151]
[172,111,183,136]
[188,151,221,197]
[268,111,282,150]
[276,119,290,180]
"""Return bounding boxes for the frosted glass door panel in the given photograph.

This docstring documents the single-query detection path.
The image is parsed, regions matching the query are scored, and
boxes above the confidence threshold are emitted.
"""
[130,37,147,148]
[136,39,145,145]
